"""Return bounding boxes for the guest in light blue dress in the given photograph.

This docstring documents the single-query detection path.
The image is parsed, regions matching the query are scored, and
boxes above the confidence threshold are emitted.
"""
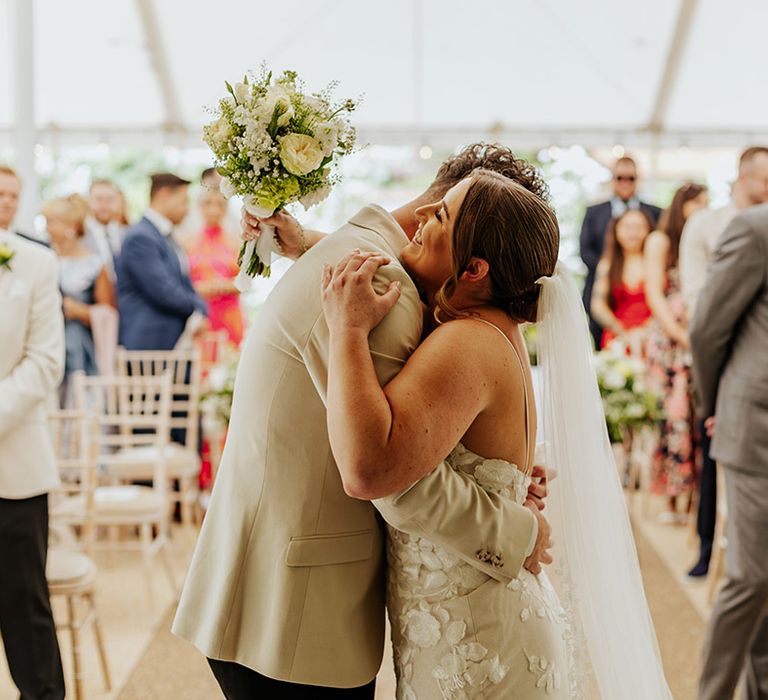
[42,194,116,405]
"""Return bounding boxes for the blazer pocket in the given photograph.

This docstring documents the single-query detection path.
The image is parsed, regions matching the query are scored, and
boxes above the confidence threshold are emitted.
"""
[285,529,375,567]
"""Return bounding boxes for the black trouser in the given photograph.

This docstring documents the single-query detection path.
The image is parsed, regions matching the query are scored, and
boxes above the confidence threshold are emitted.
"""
[696,419,718,567]
[0,494,65,700]
[208,658,376,700]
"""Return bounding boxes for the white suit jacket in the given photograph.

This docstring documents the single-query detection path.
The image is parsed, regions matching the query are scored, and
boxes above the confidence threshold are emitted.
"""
[173,206,536,687]
[0,230,64,498]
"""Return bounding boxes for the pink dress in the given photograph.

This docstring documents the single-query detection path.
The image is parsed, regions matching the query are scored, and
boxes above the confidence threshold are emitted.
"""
[188,226,244,347]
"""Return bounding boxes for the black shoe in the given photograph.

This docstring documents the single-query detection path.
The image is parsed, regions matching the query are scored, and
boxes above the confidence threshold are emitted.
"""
[687,560,709,578]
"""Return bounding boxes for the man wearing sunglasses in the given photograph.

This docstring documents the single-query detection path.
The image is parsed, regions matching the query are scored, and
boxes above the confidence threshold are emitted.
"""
[579,156,662,347]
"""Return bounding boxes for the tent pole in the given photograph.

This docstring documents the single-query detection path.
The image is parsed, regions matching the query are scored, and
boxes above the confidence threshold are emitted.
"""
[12,0,37,232]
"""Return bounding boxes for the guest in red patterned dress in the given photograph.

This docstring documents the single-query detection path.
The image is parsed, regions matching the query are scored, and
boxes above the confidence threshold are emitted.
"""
[645,183,708,522]
[187,188,245,347]
[591,209,653,351]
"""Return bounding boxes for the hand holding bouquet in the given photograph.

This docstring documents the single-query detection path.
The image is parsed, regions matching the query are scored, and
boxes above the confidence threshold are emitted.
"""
[203,68,359,287]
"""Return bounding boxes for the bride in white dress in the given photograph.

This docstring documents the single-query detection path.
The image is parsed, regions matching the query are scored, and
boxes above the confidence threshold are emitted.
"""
[321,169,671,698]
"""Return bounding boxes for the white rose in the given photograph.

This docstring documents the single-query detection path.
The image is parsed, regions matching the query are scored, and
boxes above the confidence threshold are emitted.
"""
[279,133,324,176]
[206,116,232,151]
[300,183,331,210]
[208,366,228,391]
[219,177,237,199]
[404,609,441,648]
[603,368,627,391]
[266,86,294,127]
[314,120,339,157]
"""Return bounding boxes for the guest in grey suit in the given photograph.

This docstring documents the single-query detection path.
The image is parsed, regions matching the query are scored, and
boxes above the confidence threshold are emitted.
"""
[691,203,768,700]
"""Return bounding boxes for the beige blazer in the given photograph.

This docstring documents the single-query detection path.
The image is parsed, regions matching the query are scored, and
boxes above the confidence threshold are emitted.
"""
[173,206,536,687]
[0,231,64,499]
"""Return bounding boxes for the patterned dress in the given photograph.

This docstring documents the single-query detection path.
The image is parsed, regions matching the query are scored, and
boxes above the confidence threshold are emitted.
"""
[646,268,696,497]
[386,443,574,699]
[188,225,244,346]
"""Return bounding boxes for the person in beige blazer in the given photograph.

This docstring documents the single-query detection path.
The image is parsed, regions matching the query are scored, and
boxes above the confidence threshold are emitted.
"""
[173,145,553,698]
[0,226,66,699]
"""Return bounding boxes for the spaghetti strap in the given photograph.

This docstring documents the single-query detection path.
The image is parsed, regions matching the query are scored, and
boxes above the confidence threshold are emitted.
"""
[465,317,533,474]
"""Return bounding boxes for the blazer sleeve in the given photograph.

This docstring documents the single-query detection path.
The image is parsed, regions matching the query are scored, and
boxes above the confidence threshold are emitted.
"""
[690,213,766,417]
[0,253,64,438]
[121,233,201,319]
[304,262,536,582]
[579,206,602,271]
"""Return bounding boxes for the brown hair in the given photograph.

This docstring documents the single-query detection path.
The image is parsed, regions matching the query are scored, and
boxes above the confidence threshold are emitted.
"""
[41,194,90,237]
[602,209,654,309]
[739,146,768,170]
[657,182,707,269]
[433,170,560,324]
[428,143,550,203]
[149,172,190,199]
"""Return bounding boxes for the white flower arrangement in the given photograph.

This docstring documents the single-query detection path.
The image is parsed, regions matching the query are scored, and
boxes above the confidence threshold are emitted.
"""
[594,344,660,443]
[203,67,359,282]
[200,353,240,430]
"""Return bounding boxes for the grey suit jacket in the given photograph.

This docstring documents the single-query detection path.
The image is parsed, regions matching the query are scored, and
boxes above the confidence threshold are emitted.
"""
[690,203,768,474]
[173,206,536,687]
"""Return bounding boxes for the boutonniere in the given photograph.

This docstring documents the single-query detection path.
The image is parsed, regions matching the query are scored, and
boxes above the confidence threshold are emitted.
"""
[0,242,15,271]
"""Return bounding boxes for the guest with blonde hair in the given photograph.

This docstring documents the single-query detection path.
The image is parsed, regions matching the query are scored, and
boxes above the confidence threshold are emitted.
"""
[42,194,116,404]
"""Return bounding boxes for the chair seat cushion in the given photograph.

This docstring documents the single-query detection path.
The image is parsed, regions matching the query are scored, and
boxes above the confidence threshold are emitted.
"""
[47,548,96,586]
[103,444,200,479]
[55,486,166,519]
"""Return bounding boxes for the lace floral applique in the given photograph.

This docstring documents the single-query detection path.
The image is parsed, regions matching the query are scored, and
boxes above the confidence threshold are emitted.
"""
[526,651,561,694]
[507,574,562,624]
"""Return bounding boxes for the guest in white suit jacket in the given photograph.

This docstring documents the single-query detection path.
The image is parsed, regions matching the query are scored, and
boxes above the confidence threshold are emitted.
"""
[0,226,66,700]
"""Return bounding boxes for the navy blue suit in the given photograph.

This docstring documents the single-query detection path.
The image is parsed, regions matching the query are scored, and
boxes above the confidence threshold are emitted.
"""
[579,200,662,346]
[117,217,206,350]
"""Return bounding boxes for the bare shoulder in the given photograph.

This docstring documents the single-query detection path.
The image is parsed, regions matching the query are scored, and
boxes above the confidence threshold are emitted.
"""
[646,230,670,258]
[647,230,670,249]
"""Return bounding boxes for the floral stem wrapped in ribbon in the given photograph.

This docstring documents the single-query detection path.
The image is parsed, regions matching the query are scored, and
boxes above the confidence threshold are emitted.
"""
[203,68,359,287]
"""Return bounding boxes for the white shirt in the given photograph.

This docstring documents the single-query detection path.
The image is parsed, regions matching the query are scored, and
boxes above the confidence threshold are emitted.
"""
[84,216,123,278]
[679,202,739,319]
[144,208,189,274]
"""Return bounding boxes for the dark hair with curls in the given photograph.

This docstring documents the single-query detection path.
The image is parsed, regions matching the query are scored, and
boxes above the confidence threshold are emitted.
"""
[433,169,560,324]
[601,209,654,310]
[427,143,551,204]
[657,182,707,269]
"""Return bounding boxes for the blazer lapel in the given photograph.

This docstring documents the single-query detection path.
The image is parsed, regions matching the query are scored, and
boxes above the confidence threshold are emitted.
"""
[142,217,184,279]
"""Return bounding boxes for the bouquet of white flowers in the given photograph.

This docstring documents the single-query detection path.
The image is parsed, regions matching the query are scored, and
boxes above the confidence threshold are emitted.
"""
[594,344,661,443]
[203,68,359,286]
[200,354,240,430]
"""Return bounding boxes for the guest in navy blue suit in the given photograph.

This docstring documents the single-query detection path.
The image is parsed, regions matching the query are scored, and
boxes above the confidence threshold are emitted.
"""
[579,156,661,347]
[117,173,207,350]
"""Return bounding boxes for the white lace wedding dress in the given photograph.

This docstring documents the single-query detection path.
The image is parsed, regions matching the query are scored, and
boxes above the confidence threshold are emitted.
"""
[386,441,575,699]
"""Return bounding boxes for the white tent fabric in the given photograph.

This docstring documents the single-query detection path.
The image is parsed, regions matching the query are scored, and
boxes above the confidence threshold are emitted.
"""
[2,0,768,149]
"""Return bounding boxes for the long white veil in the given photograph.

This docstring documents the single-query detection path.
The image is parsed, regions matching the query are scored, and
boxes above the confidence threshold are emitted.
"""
[535,263,672,698]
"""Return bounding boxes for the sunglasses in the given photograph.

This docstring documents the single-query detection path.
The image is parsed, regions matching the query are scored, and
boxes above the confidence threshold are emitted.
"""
[614,175,636,182]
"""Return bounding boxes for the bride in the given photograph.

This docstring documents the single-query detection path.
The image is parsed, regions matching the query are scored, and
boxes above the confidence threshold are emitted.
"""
[317,169,672,699]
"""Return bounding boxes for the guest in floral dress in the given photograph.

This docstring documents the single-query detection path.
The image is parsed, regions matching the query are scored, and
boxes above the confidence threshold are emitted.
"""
[644,183,708,522]
[187,188,244,347]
